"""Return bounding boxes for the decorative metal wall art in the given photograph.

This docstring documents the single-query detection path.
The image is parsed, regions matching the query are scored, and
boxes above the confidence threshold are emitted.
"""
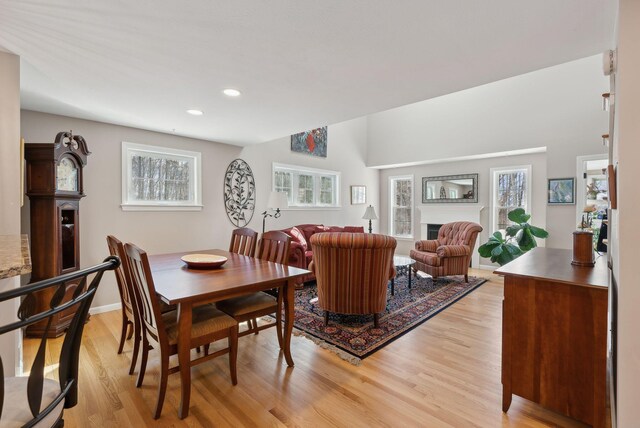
[291,127,327,157]
[223,159,256,227]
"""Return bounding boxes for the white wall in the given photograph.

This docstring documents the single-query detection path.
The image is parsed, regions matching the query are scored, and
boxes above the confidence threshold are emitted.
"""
[379,152,547,258]
[0,51,21,376]
[612,0,640,425]
[20,110,243,309]
[367,56,608,249]
[239,117,379,232]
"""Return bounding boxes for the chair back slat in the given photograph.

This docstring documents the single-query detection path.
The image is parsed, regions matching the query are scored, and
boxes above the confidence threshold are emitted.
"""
[229,227,258,257]
[124,243,166,345]
[107,235,136,316]
[0,257,118,426]
[257,231,291,264]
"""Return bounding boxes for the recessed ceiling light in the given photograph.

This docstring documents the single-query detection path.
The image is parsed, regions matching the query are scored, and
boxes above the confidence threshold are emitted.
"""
[186,109,203,116]
[223,88,241,97]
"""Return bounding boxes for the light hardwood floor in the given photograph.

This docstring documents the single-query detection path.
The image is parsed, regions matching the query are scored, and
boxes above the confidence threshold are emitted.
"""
[24,269,602,427]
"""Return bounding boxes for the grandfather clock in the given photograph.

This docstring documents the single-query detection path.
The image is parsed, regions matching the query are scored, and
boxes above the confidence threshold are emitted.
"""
[25,131,91,337]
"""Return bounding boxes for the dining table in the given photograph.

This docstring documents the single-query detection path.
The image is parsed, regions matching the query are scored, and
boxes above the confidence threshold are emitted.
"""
[148,248,310,419]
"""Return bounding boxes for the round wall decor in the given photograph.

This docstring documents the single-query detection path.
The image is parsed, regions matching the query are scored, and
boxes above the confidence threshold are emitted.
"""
[223,159,256,227]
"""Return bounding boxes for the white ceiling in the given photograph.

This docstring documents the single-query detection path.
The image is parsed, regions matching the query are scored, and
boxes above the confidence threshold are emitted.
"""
[0,1,616,146]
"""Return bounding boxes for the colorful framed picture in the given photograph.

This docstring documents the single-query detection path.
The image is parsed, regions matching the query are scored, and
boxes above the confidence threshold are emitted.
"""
[291,127,327,157]
[350,185,366,205]
[548,177,575,205]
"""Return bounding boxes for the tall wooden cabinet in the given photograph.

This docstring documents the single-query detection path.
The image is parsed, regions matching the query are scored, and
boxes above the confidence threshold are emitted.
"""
[496,248,608,428]
[25,131,90,337]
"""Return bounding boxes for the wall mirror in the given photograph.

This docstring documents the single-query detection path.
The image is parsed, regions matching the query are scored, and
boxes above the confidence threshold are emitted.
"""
[422,173,478,203]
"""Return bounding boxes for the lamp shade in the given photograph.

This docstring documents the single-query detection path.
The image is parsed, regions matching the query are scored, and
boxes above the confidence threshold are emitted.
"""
[267,191,288,210]
[362,205,378,220]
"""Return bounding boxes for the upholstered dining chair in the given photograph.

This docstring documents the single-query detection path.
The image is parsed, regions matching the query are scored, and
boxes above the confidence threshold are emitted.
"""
[309,232,396,327]
[409,221,483,282]
[0,257,118,427]
[216,230,291,347]
[124,243,239,419]
[106,235,141,375]
[229,227,258,257]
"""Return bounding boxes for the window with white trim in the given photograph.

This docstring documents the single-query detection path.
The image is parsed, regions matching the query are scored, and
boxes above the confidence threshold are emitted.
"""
[389,175,414,238]
[272,163,340,208]
[490,165,531,234]
[121,142,202,211]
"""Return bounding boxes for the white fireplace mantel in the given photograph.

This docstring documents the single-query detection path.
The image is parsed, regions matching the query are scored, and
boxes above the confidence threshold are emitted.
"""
[418,205,485,268]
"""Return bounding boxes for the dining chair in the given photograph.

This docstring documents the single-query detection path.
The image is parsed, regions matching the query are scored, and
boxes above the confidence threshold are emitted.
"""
[228,227,258,257]
[0,257,118,427]
[106,235,141,375]
[124,242,239,419]
[216,230,291,348]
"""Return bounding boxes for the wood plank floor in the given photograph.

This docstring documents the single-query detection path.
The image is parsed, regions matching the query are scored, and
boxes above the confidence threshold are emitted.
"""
[23,269,604,427]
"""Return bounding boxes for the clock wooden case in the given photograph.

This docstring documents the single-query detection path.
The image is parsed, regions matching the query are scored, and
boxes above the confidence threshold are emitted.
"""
[25,131,91,337]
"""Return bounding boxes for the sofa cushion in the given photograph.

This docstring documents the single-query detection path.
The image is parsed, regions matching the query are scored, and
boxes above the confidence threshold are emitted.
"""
[287,226,307,251]
[301,225,325,244]
[343,226,365,233]
[305,250,313,266]
[326,226,345,232]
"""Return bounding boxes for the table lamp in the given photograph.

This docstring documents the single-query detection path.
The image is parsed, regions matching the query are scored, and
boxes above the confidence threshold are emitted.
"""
[262,191,288,233]
[362,205,377,233]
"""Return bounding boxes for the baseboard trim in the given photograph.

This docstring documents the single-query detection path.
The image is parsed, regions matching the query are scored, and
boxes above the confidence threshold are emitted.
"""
[478,264,497,271]
[90,302,121,315]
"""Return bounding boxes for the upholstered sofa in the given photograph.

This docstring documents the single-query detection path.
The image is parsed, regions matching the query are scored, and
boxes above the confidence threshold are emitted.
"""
[409,221,482,282]
[280,224,365,284]
[309,232,396,327]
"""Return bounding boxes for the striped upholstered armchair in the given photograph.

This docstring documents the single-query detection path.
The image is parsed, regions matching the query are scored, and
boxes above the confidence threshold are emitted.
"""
[309,232,396,327]
[409,221,482,282]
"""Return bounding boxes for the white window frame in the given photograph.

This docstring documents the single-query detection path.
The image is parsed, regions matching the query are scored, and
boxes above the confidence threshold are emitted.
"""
[490,165,532,235]
[121,141,202,211]
[272,163,340,209]
[389,174,414,239]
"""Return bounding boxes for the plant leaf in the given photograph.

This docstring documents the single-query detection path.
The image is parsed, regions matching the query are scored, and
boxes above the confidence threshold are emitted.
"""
[518,228,538,251]
[492,231,504,241]
[505,224,522,237]
[529,225,549,238]
[478,242,500,257]
[508,208,530,223]
[491,245,504,257]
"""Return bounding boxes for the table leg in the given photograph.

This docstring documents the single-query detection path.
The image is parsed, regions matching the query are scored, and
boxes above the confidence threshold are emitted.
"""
[408,265,412,289]
[391,278,395,296]
[283,278,295,367]
[177,302,193,419]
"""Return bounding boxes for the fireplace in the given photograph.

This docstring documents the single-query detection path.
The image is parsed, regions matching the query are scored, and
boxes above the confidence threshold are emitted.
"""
[427,224,443,240]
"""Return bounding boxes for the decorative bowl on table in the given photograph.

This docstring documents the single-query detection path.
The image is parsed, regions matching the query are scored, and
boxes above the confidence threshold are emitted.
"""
[180,254,227,269]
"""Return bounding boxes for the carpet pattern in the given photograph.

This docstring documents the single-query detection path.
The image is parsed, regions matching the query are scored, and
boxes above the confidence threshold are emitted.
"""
[290,274,486,362]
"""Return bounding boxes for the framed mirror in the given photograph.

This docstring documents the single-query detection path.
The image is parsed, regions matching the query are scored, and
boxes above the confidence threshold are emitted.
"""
[422,173,478,203]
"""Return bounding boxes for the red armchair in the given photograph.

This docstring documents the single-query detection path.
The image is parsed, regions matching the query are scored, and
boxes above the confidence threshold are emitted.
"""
[409,221,482,282]
[309,232,396,327]
[280,224,365,285]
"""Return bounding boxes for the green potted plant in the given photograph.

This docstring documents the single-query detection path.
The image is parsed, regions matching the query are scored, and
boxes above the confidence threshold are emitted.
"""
[478,208,549,266]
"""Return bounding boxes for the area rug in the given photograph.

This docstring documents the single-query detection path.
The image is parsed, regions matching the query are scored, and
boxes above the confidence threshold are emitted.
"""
[287,274,486,364]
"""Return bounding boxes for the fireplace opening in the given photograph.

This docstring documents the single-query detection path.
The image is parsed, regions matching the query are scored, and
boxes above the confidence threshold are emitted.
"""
[427,224,443,240]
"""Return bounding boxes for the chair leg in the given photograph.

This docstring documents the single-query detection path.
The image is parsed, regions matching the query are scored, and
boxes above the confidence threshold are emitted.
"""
[136,336,149,387]
[324,311,329,326]
[464,274,469,283]
[373,313,380,328]
[129,324,141,375]
[204,344,210,356]
[275,293,283,349]
[153,350,170,419]
[253,318,260,335]
[126,320,134,340]
[229,325,238,385]
[117,313,128,354]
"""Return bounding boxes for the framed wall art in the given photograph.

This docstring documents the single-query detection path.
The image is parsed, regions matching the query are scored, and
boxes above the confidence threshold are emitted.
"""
[548,177,575,205]
[350,185,366,205]
[291,127,327,157]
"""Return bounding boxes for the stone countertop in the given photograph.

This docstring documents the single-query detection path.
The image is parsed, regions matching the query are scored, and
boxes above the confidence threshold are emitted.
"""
[0,235,32,279]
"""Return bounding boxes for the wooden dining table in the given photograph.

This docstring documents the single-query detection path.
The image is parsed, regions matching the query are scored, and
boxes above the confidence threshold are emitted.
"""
[148,248,310,419]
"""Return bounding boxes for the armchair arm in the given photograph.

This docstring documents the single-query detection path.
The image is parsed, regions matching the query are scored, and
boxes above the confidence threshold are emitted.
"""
[415,240,439,252]
[309,260,316,274]
[436,245,470,258]
[388,263,396,281]
[287,241,307,269]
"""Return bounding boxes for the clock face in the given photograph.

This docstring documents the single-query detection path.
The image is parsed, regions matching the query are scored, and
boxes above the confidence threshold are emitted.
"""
[56,157,78,192]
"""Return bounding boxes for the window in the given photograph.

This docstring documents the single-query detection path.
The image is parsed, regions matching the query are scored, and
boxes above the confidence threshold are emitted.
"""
[449,189,458,199]
[272,163,340,208]
[121,142,202,211]
[490,165,531,234]
[389,175,414,238]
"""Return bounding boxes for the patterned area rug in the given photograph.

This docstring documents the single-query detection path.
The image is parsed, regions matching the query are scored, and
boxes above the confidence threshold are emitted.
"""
[288,274,486,364]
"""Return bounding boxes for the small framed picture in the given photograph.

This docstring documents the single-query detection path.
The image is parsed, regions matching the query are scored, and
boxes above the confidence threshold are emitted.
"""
[548,178,575,205]
[350,185,366,205]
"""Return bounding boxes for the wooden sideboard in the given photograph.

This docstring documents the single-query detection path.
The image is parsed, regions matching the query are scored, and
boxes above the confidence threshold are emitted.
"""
[495,247,608,428]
